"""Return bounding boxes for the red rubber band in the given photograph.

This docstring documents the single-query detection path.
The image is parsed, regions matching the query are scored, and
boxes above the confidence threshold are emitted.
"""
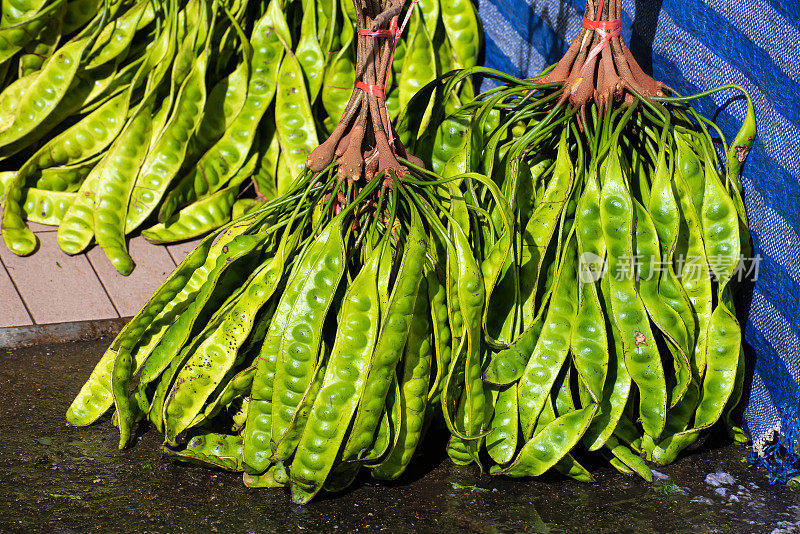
[358,24,401,38]
[355,80,386,100]
[353,0,420,148]
[582,18,621,31]
[580,16,621,73]
[397,1,418,38]
[578,0,621,73]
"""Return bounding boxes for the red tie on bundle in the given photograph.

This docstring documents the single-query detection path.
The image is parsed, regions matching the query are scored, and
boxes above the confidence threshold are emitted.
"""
[580,0,621,74]
[354,0,420,147]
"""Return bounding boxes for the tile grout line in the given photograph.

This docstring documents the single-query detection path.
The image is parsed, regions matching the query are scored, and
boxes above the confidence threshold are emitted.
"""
[0,252,35,325]
[85,254,122,319]
[165,247,180,268]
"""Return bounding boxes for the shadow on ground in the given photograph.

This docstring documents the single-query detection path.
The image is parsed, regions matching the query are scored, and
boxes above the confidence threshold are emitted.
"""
[1,340,799,533]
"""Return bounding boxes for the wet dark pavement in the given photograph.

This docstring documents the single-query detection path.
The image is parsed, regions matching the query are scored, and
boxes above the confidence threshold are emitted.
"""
[2,340,799,533]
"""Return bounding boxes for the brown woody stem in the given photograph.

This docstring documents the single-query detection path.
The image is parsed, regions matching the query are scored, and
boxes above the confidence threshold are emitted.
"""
[306,0,416,188]
[543,0,662,112]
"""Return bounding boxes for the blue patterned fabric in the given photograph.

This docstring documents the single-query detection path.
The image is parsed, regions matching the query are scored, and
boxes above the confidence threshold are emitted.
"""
[475,0,800,481]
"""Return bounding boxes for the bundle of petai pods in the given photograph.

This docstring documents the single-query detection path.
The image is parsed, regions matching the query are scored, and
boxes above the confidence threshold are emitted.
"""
[0,0,480,274]
[405,0,756,479]
[68,0,755,504]
[68,0,507,504]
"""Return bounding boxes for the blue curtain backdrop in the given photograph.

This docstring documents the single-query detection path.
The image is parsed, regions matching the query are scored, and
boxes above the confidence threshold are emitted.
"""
[475,0,800,481]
